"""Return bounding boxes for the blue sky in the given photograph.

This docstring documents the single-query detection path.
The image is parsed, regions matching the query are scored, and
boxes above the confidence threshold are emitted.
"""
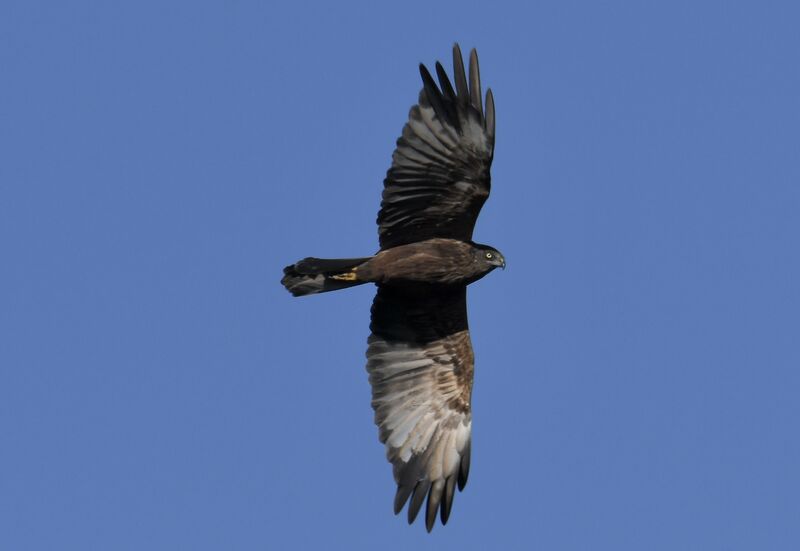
[2,1,799,549]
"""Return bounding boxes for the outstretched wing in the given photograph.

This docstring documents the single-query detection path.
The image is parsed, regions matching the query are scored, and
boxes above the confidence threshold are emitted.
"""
[366,285,474,532]
[377,44,496,250]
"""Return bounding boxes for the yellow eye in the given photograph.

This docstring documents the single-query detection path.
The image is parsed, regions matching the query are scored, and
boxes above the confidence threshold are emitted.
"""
[485,252,493,259]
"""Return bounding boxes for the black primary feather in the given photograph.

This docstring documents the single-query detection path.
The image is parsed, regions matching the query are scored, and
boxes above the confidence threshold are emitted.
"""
[452,45,469,103]
[440,475,457,525]
[407,479,431,525]
[376,43,495,249]
[468,49,483,117]
[485,89,495,139]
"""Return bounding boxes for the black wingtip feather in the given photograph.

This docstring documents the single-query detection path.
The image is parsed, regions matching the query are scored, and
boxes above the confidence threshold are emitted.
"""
[485,88,495,140]
[457,441,471,491]
[394,484,413,515]
[425,480,445,532]
[452,44,469,103]
[440,475,457,525]
[468,49,483,117]
[435,61,457,103]
[434,61,461,132]
[407,480,430,525]
[419,64,451,127]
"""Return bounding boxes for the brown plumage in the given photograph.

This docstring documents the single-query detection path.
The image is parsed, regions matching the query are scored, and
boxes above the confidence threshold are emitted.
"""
[281,44,504,532]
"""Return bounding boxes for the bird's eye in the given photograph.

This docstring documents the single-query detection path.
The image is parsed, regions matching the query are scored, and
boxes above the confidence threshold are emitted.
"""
[485,252,493,259]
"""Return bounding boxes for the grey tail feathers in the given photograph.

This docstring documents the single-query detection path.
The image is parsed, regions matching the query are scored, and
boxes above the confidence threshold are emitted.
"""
[281,256,371,297]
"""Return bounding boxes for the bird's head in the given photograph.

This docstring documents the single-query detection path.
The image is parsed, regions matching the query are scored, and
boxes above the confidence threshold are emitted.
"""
[473,243,506,271]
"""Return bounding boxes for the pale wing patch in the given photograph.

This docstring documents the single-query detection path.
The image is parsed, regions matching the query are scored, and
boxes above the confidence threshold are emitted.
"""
[366,330,473,531]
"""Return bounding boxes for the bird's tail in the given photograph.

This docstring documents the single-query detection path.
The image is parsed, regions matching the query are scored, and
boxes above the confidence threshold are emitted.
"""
[281,256,372,297]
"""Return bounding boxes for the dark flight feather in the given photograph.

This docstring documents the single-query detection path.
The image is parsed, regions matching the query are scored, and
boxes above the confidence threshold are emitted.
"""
[408,479,430,525]
[425,479,445,531]
[440,475,457,525]
[435,62,457,103]
[419,64,453,130]
[452,45,469,104]
[468,49,483,117]
[377,44,495,249]
[434,61,461,132]
[485,89,495,139]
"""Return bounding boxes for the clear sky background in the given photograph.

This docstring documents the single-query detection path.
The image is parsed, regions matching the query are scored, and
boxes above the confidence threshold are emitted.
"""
[2,1,799,550]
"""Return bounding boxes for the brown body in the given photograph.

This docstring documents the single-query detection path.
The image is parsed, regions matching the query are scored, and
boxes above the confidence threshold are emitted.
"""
[357,239,491,286]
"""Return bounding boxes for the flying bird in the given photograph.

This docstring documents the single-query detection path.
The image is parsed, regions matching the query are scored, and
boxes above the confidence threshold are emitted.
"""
[281,44,503,532]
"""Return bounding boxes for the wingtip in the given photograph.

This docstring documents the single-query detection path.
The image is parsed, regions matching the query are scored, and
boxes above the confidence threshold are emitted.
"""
[425,503,436,532]
[468,48,483,117]
[424,479,444,533]
[394,484,413,515]
[485,87,495,138]
[407,480,430,525]
[418,62,434,85]
[440,475,456,525]
[457,441,471,491]
[452,44,468,102]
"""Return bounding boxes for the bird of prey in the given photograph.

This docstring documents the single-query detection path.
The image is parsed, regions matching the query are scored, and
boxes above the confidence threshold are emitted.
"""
[281,44,503,532]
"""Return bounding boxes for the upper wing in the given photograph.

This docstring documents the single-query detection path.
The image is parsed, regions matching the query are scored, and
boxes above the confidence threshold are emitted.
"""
[366,285,474,531]
[377,44,496,249]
